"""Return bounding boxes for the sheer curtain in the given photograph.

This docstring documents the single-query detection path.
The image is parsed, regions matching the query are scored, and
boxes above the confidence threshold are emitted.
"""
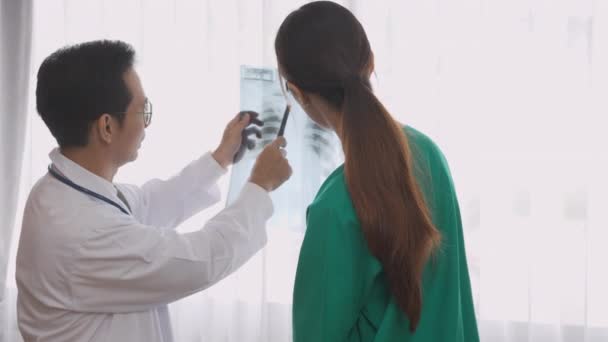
[0,1,32,341]
[4,0,608,341]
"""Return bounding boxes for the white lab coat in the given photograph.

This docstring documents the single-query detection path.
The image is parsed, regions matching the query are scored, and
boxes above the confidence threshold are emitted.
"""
[15,148,273,342]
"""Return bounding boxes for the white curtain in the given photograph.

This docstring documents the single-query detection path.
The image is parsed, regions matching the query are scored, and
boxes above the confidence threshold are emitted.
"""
[4,0,608,341]
[0,0,32,341]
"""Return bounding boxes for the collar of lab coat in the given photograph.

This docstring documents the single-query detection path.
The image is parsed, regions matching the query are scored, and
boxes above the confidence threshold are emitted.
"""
[49,148,121,201]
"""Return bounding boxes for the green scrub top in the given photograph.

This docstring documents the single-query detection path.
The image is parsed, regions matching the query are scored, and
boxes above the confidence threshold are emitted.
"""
[292,126,479,342]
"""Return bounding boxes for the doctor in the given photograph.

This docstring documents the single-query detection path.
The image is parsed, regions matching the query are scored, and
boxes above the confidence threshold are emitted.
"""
[15,40,292,342]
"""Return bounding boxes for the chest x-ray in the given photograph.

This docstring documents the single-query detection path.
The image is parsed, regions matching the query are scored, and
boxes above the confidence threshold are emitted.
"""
[227,66,344,233]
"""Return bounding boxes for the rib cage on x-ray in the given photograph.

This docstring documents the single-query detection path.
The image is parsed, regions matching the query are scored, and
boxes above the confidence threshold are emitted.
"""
[227,66,344,233]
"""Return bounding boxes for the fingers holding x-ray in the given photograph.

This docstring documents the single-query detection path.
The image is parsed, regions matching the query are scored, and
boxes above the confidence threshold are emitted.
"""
[244,127,262,139]
[238,110,264,127]
[243,127,262,149]
[233,111,265,163]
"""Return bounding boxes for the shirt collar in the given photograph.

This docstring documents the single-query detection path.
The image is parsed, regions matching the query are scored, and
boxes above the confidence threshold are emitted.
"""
[49,148,120,202]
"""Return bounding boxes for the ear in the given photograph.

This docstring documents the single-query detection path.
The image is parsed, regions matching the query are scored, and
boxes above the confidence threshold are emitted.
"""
[366,52,375,78]
[286,81,311,107]
[94,114,114,144]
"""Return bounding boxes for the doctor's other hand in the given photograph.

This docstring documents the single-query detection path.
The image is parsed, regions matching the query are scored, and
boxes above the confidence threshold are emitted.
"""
[212,111,263,168]
[249,137,292,192]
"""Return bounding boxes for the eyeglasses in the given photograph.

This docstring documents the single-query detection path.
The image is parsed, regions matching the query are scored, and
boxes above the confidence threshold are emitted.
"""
[113,98,153,128]
[141,99,152,127]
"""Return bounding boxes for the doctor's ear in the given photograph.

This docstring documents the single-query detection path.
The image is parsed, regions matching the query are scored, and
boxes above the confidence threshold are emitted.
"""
[95,114,114,144]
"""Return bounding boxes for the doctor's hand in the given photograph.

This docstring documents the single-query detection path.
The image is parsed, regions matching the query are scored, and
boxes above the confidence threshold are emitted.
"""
[249,137,292,192]
[212,111,263,168]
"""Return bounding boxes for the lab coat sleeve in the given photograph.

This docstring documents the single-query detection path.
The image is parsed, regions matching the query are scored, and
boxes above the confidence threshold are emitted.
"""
[292,205,365,342]
[68,182,272,313]
[117,152,227,228]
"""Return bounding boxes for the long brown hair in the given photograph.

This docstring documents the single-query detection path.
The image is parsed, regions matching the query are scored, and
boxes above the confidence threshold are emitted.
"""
[275,1,441,331]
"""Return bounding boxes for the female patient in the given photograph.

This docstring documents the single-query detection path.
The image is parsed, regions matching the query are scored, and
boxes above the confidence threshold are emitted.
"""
[275,2,479,341]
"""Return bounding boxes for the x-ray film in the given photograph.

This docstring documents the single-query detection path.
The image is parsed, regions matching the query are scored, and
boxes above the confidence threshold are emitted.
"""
[227,66,344,233]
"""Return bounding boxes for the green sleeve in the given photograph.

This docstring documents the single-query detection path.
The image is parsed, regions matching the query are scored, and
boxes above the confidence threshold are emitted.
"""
[453,195,480,341]
[431,142,480,342]
[292,205,366,342]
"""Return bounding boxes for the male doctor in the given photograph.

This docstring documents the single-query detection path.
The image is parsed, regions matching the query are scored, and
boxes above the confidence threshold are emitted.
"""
[15,40,292,341]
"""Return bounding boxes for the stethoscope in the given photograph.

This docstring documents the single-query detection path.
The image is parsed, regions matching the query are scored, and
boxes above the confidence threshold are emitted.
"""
[47,165,131,216]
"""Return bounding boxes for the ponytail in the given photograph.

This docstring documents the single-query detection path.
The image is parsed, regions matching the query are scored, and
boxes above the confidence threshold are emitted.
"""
[341,76,441,331]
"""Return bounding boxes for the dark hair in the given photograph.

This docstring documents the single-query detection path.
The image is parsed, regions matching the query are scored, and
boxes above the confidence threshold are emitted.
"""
[275,1,441,331]
[36,40,135,148]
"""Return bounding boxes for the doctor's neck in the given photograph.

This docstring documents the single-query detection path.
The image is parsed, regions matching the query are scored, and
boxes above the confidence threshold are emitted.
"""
[60,147,119,183]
